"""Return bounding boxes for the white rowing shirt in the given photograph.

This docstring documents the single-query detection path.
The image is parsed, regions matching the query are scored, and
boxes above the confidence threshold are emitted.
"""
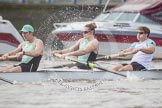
[130,39,156,69]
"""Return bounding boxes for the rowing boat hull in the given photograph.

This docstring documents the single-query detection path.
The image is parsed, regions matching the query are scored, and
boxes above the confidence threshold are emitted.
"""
[0,69,162,83]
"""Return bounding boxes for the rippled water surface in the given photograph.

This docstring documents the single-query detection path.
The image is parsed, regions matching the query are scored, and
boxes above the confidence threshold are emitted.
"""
[0,79,162,108]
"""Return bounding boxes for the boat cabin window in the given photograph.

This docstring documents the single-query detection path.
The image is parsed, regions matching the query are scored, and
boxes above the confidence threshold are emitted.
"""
[116,13,136,21]
[104,13,121,21]
[153,11,162,20]
[93,12,161,26]
[93,13,122,22]
[93,13,110,21]
[136,14,160,25]
[94,12,136,22]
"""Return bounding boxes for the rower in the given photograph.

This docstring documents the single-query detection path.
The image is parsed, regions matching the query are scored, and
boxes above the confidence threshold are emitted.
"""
[112,26,156,71]
[52,23,99,69]
[0,24,44,72]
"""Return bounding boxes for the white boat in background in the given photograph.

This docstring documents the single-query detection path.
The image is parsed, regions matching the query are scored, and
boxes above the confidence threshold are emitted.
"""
[52,0,162,58]
[0,16,24,55]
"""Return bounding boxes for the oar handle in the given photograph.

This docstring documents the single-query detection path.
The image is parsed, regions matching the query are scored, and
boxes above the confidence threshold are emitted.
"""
[96,56,110,60]
[96,54,120,60]
[54,53,70,61]
[54,53,87,65]
[54,53,62,58]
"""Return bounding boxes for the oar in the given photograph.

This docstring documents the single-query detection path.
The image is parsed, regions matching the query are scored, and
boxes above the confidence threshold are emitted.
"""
[54,53,126,77]
[0,76,14,84]
[54,53,88,65]
[88,62,126,77]
[147,69,162,71]
[0,56,17,84]
[96,53,120,60]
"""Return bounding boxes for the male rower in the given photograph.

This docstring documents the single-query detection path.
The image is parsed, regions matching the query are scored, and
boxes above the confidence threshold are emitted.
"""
[0,24,44,72]
[112,26,156,71]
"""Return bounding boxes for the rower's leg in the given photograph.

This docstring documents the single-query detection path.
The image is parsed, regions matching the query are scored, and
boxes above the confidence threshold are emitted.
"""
[70,66,78,69]
[118,64,133,71]
[0,66,13,72]
[63,66,69,69]
[2,66,22,73]
[112,64,124,71]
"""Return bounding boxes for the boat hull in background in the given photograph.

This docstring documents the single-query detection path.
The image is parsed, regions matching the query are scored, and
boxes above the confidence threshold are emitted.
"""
[0,16,24,55]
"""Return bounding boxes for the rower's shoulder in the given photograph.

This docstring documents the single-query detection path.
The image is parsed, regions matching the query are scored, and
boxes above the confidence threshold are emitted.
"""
[146,38,156,46]
[35,38,44,45]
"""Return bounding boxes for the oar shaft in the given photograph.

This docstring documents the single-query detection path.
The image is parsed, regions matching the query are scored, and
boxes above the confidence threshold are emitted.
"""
[96,54,120,60]
[94,65,126,77]
[54,53,87,65]
[88,62,126,77]
[0,77,14,84]
[54,53,126,77]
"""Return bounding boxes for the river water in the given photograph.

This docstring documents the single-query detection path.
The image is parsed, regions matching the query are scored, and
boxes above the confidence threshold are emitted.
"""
[0,59,162,108]
[0,79,162,108]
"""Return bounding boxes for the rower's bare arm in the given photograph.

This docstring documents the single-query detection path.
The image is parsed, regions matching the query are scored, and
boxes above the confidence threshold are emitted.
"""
[53,38,81,55]
[118,48,134,56]
[25,39,44,57]
[68,38,81,52]
[3,44,22,56]
[67,39,98,56]
[139,45,155,54]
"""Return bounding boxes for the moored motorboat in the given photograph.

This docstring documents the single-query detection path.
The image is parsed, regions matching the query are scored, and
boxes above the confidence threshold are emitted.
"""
[0,16,24,55]
[52,0,162,58]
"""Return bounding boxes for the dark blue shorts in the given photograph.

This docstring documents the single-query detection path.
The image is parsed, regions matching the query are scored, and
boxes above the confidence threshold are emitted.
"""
[122,62,146,71]
[14,63,33,72]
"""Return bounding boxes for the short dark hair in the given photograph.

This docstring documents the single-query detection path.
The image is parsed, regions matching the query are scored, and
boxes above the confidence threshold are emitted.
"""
[138,26,150,37]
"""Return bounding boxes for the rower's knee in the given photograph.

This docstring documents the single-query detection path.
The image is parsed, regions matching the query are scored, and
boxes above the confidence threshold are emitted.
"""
[119,65,133,71]
[112,64,123,71]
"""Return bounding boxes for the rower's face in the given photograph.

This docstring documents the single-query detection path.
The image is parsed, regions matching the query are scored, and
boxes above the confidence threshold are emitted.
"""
[83,27,92,39]
[22,32,30,41]
[137,30,148,41]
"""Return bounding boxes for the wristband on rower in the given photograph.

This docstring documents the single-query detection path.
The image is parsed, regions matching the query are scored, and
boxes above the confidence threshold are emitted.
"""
[23,51,25,55]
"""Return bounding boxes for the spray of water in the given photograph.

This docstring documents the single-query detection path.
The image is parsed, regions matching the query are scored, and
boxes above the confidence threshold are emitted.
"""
[36,5,122,91]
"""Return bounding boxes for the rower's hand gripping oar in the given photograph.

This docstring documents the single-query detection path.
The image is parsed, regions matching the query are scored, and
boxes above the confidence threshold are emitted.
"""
[54,53,126,77]
[96,53,120,60]
[54,53,87,65]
